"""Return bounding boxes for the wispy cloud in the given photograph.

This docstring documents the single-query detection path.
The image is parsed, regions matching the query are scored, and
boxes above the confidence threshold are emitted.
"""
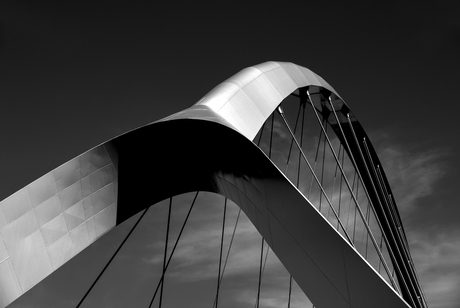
[376,140,447,211]
[371,130,458,308]
[409,230,460,308]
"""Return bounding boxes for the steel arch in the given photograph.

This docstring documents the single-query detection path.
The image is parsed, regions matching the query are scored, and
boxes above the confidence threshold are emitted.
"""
[0,62,420,308]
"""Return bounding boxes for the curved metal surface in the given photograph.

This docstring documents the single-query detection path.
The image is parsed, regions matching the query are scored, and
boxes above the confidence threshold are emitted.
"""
[0,62,411,308]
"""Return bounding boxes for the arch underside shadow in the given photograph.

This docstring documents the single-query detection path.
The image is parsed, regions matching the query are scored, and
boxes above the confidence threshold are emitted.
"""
[110,118,408,308]
[0,62,419,308]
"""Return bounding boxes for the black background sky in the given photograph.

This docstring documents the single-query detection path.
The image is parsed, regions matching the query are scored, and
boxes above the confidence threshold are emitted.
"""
[1,1,460,307]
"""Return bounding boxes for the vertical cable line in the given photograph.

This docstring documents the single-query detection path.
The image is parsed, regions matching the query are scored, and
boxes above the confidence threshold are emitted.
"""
[327,140,340,222]
[277,106,353,245]
[215,198,227,308]
[284,101,303,174]
[269,113,275,159]
[158,197,173,308]
[256,238,264,308]
[324,98,401,294]
[337,145,345,230]
[257,122,266,147]
[328,96,403,293]
[296,102,306,190]
[353,183,359,243]
[76,207,151,308]
[378,235,384,274]
[288,102,304,307]
[212,207,242,308]
[148,192,200,308]
[306,91,398,290]
[374,162,415,271]
[319,123,327,213]
[287,275,293,308]
[346,172,357,235]
[361,138,424,307]
[308,120,326,199]
[343,113,413,300]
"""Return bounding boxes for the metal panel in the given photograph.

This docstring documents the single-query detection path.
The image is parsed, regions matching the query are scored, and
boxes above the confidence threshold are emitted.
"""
[0,259,22,307]
[0,236,7,262]
[86,218,97,243]
[0,188,32,224]
[90,182,116,215]
[79,151,92,178]
[280,63,310,88]
[53,157,80,192]
[200,82,242,112]
[40,214,68,247]
[218,91,264,139]
[241,74,284,118]
[27,173,57,208]
[0,210,38,256]
[58,180,82,211]
[94,203,117,237]
[46,234,73,270]
[224,67,263,88]
[83,197,93,220]
[81,174,92,199]
[13,230,52,291]
[69,222,90,255]
[34,195,62,227]
[0,208,6,231]
[89,164,116,194]
[89,146,111,173]
[263,67,298,98]
[63,201,85,231]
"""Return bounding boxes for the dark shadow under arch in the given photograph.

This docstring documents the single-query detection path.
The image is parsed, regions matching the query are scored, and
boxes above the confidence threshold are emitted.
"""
[108,118,408,308]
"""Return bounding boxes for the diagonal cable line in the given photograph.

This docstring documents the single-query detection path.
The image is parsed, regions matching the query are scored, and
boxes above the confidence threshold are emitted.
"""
[306,91,399,291]
[284,101,303,174]
[256,238,264,308]
[308,119,326,200]
[322,96,401,294]
[148,191,200,308]
[76,206,151,308]
[277,106,353,245]
[158,197,173,308]
[215,198,227,308]
[212,207,242,308]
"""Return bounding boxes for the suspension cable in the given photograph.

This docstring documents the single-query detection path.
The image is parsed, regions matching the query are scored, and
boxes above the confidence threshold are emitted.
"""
[287,275,293,308]
[308,120,325,199]
[215,198,227,308]
[148,192,199,307]
[284,102,303,174]
[269,113,274,159]
[76,206,150,308]
[297,102,306,188]
[319,122,328,213]
[158,197,173,308]
[212,207,242,308]
[257,122,266,147]
[322,95,401,294]
[256,238,264,308]
[277,106,353,245]
[306,92,398,290]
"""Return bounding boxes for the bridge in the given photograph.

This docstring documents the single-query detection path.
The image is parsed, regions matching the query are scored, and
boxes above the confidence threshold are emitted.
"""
[0,62,427,307]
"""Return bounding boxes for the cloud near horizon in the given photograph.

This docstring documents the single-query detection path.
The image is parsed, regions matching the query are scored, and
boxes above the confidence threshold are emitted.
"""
[408,230,460,308]
[373,134,447,212]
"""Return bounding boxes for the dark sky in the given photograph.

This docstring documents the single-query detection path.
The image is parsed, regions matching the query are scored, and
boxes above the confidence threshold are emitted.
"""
[1,1,460,307]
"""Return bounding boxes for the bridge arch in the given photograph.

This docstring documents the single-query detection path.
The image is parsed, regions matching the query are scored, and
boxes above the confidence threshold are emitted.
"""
[0,62,424,308]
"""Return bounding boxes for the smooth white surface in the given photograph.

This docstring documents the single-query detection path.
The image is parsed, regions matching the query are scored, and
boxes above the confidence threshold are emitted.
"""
[0,144,118,306]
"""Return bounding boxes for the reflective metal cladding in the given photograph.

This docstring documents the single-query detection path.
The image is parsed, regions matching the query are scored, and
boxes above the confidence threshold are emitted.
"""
[0,62,423,308]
